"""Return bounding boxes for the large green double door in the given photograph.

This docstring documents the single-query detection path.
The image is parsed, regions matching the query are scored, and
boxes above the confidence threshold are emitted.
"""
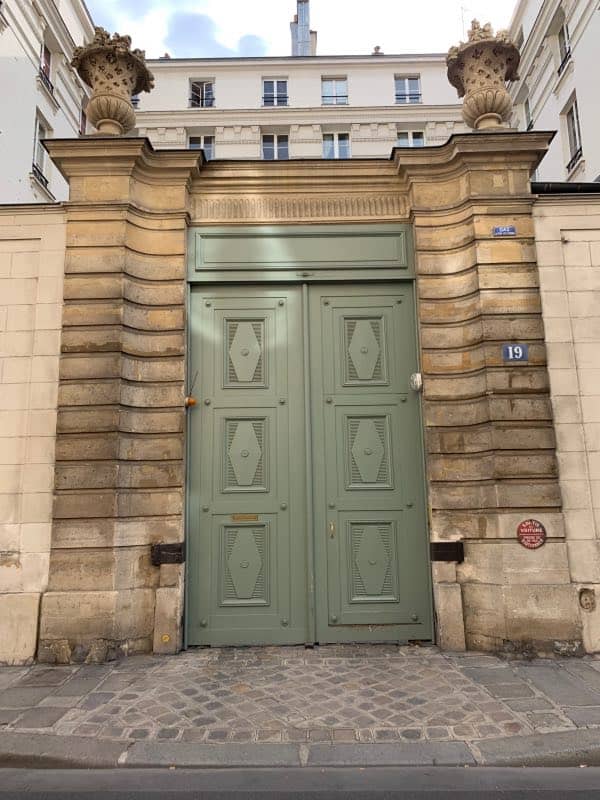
[188,284,432,646]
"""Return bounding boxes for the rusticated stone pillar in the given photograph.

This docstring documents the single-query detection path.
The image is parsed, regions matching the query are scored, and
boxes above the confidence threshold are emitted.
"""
[397,132,582,654]
[38,138,200,663]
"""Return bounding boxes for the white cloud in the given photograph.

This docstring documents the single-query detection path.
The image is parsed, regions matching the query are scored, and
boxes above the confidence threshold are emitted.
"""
[86,0,517,58]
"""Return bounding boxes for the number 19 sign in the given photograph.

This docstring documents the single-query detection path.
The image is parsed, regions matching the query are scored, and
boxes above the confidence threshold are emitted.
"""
[502,344,529,362]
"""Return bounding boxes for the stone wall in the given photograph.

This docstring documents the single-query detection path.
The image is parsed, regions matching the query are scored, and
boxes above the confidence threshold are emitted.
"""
[535,194,600,653]
[37,139,200,664]
[398,134,581,654]
[27,132,587,660]
[0,205,66,664]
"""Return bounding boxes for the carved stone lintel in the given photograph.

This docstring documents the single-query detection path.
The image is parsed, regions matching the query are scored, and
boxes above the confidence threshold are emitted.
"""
[71,27,154,135]
[447,20,520,131]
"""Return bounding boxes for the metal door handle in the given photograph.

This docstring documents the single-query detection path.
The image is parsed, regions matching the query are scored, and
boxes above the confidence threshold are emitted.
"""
[328,521,335,539]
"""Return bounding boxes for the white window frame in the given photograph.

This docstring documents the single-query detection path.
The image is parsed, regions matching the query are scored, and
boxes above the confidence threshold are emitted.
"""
[321,77,348,106]
[263,79,288,107]
[395,75,421,104]
[33,115,48,173]
[565,97,582,172]
[558,23,571,74]
[189,134,215,159]
[322,132,350,159]
[190,80,215,108]
[261,133,289,160]
[396,130,425,148]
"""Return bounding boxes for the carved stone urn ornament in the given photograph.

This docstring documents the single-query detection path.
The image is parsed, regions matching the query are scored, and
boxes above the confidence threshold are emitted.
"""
[447,20,520,131]
[72,27,154,135]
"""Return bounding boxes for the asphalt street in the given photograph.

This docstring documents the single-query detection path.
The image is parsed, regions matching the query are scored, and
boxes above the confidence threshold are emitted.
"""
[2,768,600,798]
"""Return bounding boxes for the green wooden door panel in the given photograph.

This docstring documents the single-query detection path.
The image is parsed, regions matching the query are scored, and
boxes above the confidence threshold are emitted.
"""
[187,281,432,646]
[309,285,432,643]
[188,287,308,646]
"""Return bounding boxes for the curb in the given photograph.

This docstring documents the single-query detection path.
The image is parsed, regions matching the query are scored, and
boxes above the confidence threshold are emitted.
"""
[2,730,600,769]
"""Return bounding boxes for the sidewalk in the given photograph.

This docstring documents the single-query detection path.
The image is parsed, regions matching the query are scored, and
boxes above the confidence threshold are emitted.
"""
[1,645,600,768]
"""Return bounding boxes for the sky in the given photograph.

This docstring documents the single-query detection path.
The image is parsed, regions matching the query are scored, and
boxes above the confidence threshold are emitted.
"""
[84,0,517,60]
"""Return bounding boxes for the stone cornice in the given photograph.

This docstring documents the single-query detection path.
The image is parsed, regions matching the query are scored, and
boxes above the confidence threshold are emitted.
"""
[45,137,202,182]
[135,104,464,127]
[394,131,555,177]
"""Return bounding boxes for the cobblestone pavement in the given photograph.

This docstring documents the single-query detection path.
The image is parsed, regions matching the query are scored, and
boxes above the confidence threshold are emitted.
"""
[1,646,600,746]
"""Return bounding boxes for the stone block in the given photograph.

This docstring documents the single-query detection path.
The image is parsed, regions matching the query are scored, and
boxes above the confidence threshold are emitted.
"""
[62,301,121,326]
[57,407,118,433]
[503,585,581,642]
[543,317,573,344]
[153,586,183,654]
[59,354,120,380]
[121,356,184,383]
[47,546,158,592]
[55,433,118,461]
[561,480,592,510]
[462,583,506,641]
[53,491,117,519]
[40,588,155,643]
[554,424,585,453]
[433,583,466,652]
[117,489,183,517]
[563,509,596,540]
[567,541,600,583]
[0,594,40,665]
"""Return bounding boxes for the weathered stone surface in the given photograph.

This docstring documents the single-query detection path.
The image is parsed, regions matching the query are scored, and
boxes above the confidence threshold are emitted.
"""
[0,594,40,665]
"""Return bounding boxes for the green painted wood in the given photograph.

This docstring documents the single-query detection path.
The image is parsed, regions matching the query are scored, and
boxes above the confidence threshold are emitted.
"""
[187,287,308,645]
[309,285,433,643]
[188,225,413,281]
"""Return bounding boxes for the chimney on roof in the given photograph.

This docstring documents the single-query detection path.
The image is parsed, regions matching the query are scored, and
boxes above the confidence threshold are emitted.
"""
[291,0,316,56]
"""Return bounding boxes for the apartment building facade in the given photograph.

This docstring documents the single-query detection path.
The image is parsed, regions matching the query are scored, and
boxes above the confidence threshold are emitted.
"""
[0,0,94,203]
[134,53,467,159]
[509,0,600,182]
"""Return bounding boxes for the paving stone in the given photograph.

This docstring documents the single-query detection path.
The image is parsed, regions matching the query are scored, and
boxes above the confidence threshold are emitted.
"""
[53,676,110,697]
[563,662,600,694]
[12,707,69,729]
[504,697,555,712]
[80,693,115,710]
[514,665,600,707]
[562,706,600,726]
[0,688,56,708]
[15,668,75,688]
[0,709,23,725]
[526,712,572,730]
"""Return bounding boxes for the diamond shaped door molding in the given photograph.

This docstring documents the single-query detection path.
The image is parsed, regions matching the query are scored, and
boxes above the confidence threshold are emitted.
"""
[351,419,385,483]
[228,421,262,486]
[228,321,262,383]
[228,529,262,599]
[347,319,382,382]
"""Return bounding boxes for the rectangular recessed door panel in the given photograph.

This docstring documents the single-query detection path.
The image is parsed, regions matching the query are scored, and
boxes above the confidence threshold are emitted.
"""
[310,285,432,643]
[188,287,307,645]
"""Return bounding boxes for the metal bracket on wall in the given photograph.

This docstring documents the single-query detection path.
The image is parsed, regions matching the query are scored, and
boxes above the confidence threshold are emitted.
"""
[430,541,464,564]
[151,543,185,567]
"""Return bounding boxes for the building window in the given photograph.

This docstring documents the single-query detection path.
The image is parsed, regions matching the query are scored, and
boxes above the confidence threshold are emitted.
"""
[525,98,533,131]
[396,131,425,147]
[263,79,288,107]
[321,78,348,105]
[323,132,350,159]
[79,109,87,136]
[32,115,49,187]
[39,42,54,94]
[565,98,583,172]
[262,134,289,160]
[190,81,214,108]
[558,23,571,75]
[395,75,421,104]
[189,135,214,159]
[131,94,140,108]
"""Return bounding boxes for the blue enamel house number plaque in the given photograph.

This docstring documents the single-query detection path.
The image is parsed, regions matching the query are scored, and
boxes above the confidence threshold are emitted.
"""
[503,344,529,362]
[493,225,517,237]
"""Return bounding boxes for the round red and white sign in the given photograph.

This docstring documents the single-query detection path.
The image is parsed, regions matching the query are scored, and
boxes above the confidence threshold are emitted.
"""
[517,519,547,550]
